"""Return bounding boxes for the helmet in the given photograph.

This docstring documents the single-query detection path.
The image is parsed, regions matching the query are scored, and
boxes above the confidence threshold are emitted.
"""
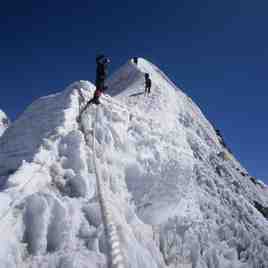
[145,73,149,78]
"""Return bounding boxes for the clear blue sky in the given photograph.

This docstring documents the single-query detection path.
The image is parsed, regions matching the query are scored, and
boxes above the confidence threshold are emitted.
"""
[0,1,267,183]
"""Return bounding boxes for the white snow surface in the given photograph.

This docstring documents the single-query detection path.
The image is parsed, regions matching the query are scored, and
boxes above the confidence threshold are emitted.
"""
[0,58,267,268]
[0,110,9,137]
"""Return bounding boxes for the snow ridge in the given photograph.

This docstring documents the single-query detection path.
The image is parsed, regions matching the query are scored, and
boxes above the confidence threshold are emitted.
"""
[0,59,267,268]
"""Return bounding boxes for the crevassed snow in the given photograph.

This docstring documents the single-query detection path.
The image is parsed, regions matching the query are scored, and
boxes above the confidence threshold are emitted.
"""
[0,59,267,268]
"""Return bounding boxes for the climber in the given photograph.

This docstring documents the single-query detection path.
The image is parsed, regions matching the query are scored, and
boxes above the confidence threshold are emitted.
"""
[144,73,151,96]
[77,55,110,121]
[88,54,110,104]
[133,57,138,65]
[96,54,110,92]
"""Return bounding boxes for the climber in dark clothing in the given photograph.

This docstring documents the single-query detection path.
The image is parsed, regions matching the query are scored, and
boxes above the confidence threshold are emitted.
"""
[90,54,110,104]
[144,73,151,96]
[133,57,138,65]
[96,54,110,92]
[77,55,110,121]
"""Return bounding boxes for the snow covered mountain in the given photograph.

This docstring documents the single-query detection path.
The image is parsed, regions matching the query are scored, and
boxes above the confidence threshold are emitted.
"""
[0,58,267,268]
[0,110,9,137]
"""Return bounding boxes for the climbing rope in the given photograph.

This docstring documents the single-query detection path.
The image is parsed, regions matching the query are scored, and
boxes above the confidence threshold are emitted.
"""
[92,108,125,268]
[78,91,125,268]
[0,89,124,268]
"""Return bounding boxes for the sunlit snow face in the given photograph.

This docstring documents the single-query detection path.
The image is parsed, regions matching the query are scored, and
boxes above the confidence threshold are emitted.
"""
[1,60,268,268]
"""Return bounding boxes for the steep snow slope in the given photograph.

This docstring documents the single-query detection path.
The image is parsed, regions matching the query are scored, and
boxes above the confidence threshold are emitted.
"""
[0,82,100,267]
[0,110,9,137]
[0,80,164,268]
[107,58,268,267]
[0,58,267,268]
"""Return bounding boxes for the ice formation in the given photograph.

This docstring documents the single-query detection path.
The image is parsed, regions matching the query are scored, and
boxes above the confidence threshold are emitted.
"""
[0,59,267,268]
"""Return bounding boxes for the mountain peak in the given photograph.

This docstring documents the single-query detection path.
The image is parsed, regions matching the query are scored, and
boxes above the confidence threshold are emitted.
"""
[0,61,268,267]
[107,57,179,97]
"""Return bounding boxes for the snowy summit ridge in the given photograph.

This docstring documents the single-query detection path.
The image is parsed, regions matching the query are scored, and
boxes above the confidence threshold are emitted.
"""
[0,58,267,268]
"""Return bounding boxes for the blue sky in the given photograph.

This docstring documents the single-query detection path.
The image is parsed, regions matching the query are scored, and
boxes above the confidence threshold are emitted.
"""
[0,0,267,183]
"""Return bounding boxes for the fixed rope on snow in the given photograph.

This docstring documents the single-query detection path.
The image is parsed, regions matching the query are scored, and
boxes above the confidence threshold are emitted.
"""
[92,108,125,268]
[0,88,125,268]
[79,95,125,268]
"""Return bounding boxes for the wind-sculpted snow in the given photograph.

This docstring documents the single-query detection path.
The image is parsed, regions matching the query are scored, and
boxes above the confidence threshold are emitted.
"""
[0,59,267,268]
[107,58,268,267]
[0,79,164,268]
